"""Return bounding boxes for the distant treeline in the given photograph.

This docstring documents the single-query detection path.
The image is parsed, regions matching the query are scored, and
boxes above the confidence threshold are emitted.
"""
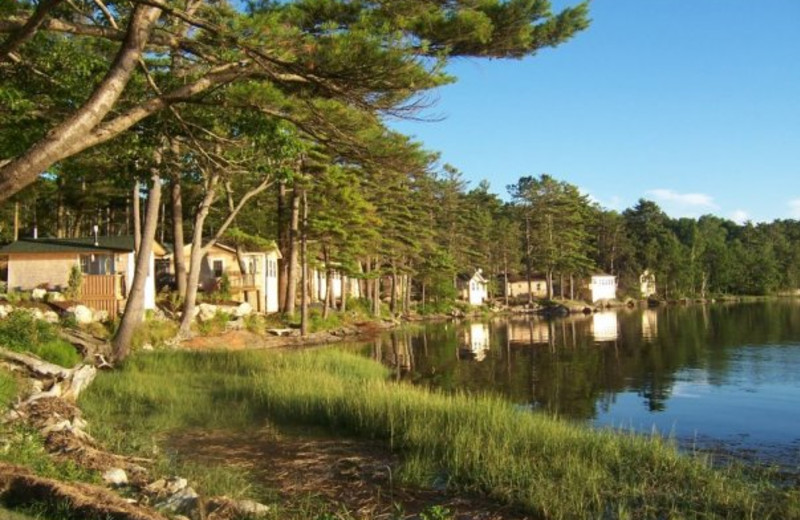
[3,171,798,301]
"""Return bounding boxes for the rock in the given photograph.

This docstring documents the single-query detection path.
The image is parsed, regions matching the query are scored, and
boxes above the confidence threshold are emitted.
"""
[157,486,199,516]
[0,304,12,319]
[146,477,188,497]
[92,309,109,322]
[141,343,154,351]
[46,291,65,302]
[102,468,129,487]
[235,499,270,515]
[234,301,253,317]
[28,308,44,320]
[42,310,60,323]
[197,303,218,322]
[67,305,94,324]
[226,318,245,331]
[31,288,47,300]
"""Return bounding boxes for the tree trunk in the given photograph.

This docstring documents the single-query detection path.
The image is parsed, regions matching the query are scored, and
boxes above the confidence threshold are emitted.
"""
[178,175,219,337]
[171,176,187,298]
[570,273,575,300]
[132,180,141,254]
[284,187,300,316]
[277,182,288,312]
[546,270,554,300]
[372,258,381,317]
[389,265,398,315]
[0,5,162,201]
[340,276,348,313]
[525,215,533,304]
[300,188,309,336]
[559,273,565,299]
[112,168,162,360]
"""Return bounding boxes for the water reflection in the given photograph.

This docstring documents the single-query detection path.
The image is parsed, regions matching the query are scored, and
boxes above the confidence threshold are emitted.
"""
[592,312,619,342]
[459,323,490,361]
[358,302,800,465]
[641,309,658,341]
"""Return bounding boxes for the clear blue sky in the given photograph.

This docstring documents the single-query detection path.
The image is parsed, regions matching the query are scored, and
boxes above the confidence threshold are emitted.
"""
[390,0,800,223]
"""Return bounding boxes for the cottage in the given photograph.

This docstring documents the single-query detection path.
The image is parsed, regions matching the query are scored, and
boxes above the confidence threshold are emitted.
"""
[172,242,282,313]
[497,273,548,300]
[0,236,163,318]
[589,273,617,303]
[457,269,488,306]
[640,269,657,299]
[310,265,362,304]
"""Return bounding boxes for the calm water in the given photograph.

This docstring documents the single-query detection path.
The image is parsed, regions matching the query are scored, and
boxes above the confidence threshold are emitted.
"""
[356,301,800,467]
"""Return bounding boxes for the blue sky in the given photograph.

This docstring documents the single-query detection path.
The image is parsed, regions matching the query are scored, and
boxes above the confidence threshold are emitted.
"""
[390,0,800,223]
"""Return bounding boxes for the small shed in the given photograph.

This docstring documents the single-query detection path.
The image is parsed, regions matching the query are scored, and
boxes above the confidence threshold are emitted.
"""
[589,273,617,303]
[457,269,488,306]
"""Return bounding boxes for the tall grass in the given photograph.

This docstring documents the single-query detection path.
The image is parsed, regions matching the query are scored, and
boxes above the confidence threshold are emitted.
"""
[0,367,17,410]
[80,350,800,519]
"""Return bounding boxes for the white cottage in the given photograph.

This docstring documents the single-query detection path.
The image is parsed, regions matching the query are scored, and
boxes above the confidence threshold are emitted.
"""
[457,269,488,306]
[589,274,617,303]
[640,269,657,298]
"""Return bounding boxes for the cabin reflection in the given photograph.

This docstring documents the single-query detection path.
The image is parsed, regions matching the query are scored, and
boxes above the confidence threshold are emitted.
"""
[591,312,619,342]
[459,322,490,361]
[507,319,551,345]
[641,309,658,341]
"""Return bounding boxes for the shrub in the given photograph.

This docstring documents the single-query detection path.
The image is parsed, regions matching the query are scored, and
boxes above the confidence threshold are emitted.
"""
[0,311,80,367]
[64,264,82,300]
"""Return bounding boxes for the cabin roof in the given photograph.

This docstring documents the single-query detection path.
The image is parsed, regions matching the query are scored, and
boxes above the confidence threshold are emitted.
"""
[0,236,139,255]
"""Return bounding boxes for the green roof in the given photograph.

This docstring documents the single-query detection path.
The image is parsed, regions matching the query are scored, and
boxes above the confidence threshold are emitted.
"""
[0,236,136,255]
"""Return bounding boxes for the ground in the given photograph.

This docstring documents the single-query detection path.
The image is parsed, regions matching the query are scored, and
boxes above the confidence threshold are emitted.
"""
[167,428,533,520]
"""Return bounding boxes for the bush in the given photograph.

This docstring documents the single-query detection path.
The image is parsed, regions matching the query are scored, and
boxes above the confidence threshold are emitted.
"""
[0,368,18,411]
[131,319,178,350]
[0,311,80,367]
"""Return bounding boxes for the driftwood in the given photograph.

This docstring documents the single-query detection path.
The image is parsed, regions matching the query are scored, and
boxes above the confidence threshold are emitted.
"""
[0,462,168,520]
[0,347,97,401]
[58,327,112,360]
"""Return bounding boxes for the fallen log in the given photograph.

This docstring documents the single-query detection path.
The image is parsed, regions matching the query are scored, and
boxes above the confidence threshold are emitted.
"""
[0,462,168,520]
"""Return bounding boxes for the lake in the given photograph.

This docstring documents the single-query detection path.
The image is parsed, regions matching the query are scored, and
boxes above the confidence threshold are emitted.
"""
[357,301,800,469]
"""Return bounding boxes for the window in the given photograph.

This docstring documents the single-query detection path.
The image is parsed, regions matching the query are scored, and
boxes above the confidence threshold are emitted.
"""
[80,254,115,275]
[212,259,224,278]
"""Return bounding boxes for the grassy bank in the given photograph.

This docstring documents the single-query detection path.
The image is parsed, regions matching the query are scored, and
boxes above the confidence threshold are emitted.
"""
[80,349,799,519]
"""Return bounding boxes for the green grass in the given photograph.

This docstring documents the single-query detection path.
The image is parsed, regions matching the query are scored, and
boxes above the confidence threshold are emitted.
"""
[0,311,80,367]
[0,368,18,410]
[80,349,800,519]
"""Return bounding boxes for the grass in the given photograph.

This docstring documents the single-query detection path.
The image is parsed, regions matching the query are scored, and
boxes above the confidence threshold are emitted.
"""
[0,311,81,367]
[0,368,18,410]
[78,348,800,519]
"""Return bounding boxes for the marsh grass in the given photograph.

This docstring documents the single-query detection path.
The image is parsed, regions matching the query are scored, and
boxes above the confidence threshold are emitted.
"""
[80,349,800,519]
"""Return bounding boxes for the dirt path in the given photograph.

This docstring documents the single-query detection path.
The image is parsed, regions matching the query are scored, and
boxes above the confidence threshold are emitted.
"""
[168,428,534,520]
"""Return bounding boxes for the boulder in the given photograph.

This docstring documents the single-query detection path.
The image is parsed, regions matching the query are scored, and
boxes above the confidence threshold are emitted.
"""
[0,304,13,319]
[93,309,109,323]
[67,305,94,324]
[42,310,60,324]
[102,468,129,487]
[157,486,199,516]
[233,301,253,317]
[46,291,65,302]
[197,303,218,322]
[31,288,47,300]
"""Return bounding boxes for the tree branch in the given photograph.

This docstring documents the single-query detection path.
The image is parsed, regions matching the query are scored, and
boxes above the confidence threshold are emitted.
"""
[0,0,64,63]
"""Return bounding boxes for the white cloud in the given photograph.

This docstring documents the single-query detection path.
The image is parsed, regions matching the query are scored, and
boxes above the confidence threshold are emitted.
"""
[578,187,622,210]
[646,189,718,209]
[789,199,800,219]
[730,210,749,224]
